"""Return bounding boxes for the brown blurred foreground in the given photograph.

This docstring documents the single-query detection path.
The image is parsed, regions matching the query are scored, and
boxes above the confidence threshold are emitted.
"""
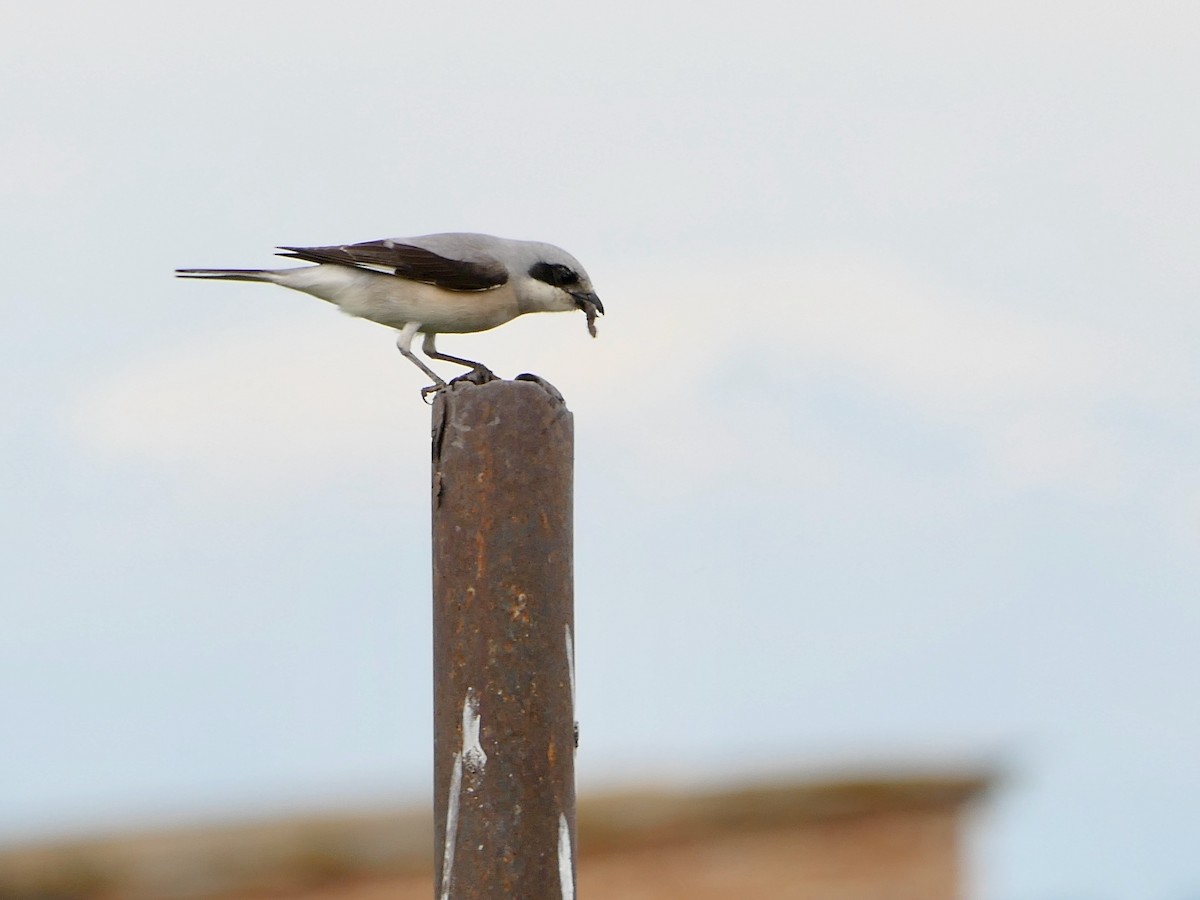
[0,773,989,900]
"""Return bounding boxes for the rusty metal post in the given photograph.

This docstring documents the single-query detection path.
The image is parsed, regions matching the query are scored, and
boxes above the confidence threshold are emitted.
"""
[431,378,577,900]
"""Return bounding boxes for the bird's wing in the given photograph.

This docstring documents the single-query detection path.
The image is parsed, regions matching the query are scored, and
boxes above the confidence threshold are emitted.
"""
[276,239,508,291]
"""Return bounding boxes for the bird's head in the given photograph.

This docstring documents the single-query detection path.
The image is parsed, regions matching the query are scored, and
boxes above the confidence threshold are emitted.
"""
[520,245,604,336]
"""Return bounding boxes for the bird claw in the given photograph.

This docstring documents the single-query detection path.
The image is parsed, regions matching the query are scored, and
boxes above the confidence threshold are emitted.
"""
[449,367,498,388]
[420,368,496,403]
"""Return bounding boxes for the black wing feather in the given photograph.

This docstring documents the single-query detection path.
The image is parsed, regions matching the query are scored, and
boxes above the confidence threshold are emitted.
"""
[277,240,508,291]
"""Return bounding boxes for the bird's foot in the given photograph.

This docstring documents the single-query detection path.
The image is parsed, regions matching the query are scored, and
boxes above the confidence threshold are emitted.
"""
[422,368,495,403]
[449,366,498,388]
[420,380,448,404]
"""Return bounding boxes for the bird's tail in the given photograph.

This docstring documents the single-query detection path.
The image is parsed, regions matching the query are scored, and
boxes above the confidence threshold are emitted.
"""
[174,268,275,282]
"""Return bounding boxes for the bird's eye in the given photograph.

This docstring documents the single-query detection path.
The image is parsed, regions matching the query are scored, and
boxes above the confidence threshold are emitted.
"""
[530,261,581,288]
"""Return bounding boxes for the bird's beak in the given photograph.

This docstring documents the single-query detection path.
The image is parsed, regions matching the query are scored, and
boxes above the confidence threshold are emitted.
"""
[571,290,603,338]
[570,290,604,315]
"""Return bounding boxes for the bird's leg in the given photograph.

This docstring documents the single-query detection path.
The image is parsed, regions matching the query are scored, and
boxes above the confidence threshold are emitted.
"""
[422,333,497,385]
[395,322,447,400]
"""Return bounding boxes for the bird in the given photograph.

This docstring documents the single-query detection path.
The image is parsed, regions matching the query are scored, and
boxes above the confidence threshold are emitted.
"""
[176,233,603,398]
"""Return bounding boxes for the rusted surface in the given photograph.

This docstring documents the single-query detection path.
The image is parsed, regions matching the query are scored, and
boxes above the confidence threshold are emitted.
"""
[431,379,576,899]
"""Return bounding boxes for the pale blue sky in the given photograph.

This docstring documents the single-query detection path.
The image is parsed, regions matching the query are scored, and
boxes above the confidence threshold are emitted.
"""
[2,3,1199,898]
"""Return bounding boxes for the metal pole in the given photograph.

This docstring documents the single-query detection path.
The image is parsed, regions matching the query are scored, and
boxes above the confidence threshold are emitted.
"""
[431,378,577,900]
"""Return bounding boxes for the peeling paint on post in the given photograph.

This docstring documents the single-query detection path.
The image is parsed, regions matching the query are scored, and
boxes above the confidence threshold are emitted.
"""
[431,379,577,899]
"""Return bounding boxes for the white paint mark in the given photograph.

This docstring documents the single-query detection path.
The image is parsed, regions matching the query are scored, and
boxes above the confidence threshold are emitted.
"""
[439,752,463,900]
[566,625,578,751]
[461,689,487,773]
[565,625,576,709]
[558,813,575,900]
[439,689,486,900]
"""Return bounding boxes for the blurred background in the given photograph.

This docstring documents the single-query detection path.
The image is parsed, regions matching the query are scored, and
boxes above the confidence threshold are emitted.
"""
[2,2,1198,898]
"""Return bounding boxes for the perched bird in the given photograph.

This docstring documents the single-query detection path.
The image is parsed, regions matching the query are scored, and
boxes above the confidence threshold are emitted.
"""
[176,233,603,397]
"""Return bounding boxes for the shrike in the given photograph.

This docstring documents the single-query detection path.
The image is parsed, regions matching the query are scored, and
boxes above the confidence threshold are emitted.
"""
[176,233,603,397]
